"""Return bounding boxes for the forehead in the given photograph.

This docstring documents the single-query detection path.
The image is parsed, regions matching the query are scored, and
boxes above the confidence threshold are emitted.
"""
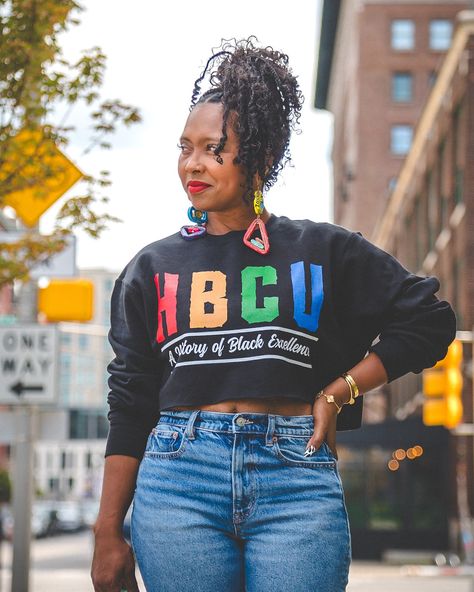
[181,102,237,142]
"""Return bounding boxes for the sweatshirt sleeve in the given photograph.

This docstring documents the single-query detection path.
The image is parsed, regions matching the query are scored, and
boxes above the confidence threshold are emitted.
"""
[105,277,161,459]
[335,230,457,384]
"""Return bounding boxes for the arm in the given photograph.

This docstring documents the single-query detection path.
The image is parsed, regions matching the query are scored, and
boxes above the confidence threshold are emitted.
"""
[94,455,140,538]
[91,456,140,592]
[335,230,457,383]
[307,228,456,455]
[308,352,388,458]
[92,275,161,591]
[324,351,389,408]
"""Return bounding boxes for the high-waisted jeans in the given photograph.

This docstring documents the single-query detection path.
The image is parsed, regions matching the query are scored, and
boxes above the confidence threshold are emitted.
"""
[131,410,351,592]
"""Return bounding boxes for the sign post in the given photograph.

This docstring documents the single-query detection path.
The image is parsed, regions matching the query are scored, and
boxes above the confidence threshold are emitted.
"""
[1,118,82,592]
[10,406,37,592]
[0,322,58,592]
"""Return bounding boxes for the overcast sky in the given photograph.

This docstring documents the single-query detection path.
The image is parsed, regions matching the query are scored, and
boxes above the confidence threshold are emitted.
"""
[39,0,333,275]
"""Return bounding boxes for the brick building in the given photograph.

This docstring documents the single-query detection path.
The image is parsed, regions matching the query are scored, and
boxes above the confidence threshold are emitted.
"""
[316,0,468,238]
[315,1,474,558]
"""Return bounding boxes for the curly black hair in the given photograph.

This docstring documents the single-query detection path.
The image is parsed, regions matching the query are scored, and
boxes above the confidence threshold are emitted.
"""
[189,36,304,203]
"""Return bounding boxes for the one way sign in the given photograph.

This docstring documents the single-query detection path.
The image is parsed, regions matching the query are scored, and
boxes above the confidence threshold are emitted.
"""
[0,324,58,404]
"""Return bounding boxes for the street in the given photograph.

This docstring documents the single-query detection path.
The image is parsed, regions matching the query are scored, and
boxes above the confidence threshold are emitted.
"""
[0,531,473,591]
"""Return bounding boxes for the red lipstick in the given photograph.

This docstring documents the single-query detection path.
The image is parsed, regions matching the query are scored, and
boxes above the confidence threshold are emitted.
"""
[188,181,211,194]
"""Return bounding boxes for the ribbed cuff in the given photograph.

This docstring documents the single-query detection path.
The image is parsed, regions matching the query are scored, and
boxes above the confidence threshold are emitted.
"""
[368,339,409,384]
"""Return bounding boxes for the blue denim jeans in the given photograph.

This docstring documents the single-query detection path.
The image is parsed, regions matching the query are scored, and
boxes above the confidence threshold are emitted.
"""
[131,410,351,592]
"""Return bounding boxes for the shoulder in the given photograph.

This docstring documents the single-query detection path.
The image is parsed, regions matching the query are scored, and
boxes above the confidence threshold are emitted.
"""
[115,231,182,291]
[273,215,356,243]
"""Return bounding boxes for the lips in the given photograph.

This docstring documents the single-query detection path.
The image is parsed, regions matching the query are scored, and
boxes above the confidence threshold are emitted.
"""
[188,181,211,194]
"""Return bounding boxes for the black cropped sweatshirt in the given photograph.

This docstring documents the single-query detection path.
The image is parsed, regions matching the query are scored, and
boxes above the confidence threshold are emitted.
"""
[104,214,457,459]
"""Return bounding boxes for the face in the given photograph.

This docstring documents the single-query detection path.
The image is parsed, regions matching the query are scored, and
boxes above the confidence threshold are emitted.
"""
[177,102,249,215]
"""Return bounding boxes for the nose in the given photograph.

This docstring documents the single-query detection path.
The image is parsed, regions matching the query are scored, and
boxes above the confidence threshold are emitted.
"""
[184,150,204,173]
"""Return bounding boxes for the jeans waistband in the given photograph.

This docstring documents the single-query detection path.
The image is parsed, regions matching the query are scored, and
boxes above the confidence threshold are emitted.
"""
[158,410,315,444]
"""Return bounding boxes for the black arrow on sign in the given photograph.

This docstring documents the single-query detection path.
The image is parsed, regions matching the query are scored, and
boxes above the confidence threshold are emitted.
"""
[10,381,44,397]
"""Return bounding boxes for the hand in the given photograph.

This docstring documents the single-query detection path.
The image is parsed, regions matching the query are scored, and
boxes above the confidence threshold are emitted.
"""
[304,394,339,460]
[91,533,140,592]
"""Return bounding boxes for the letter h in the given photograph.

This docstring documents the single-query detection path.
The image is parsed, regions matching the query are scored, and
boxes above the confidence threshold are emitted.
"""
[154,273,178,343]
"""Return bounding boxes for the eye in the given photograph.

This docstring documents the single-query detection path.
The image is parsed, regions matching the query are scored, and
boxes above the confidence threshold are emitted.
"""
[177,143,191,154]
[206,144,218,152]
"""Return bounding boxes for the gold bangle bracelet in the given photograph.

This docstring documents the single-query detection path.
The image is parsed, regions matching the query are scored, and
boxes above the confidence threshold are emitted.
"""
[341,372,359,405]
[343,372,359,397]
[341,375,355,405]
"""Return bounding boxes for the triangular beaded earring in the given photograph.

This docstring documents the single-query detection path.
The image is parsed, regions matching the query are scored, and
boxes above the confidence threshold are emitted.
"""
[243,189,270,254]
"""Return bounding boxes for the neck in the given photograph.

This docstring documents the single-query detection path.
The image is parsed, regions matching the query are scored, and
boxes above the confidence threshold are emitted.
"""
[205,208,271,235]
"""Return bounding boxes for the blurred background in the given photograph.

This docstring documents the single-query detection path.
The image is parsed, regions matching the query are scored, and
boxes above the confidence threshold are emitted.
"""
[1,0,474,590]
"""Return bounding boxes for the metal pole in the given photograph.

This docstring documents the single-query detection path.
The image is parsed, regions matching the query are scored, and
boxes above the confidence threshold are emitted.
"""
[0,503,3,592]
[10,222,39,592]
[11,407,36,592]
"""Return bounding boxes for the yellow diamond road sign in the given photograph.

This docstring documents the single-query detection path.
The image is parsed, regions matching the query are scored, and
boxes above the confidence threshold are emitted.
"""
[1,128,83,227]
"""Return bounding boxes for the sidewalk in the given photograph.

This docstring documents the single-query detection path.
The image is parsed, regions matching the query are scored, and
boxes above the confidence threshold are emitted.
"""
[1,532,473,591]
[347,561,474,591]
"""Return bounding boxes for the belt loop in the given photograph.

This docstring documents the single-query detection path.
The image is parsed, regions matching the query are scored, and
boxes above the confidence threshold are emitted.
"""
[265,415,276,446]
[185,410,200,440]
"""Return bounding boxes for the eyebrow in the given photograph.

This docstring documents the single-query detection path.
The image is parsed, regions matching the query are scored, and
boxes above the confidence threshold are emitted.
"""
[178,135,221,143]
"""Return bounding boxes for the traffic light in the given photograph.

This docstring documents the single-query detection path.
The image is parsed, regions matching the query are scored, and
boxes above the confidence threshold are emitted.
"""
[423,339,463,428]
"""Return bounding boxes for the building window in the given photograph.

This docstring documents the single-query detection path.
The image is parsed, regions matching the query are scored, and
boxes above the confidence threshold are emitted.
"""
[428,70,437,88]
[388,177,398,194]
[60,332,71,346]
[392,73,413,102]
[78,333,89,350]
[391,20,415,51]
[48,478,59,493]
[429,20,453,51]
[391,125,413,155]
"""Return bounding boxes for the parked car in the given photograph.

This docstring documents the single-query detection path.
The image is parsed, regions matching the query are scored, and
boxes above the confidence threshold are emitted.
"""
[0,505,13,540]
[31,501,56,538]
[80,499,100,529]
[53,501,85,533]
[0,501,56,539]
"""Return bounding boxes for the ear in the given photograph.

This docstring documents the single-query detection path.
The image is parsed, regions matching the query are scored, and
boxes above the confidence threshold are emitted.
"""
[253,153,274,190]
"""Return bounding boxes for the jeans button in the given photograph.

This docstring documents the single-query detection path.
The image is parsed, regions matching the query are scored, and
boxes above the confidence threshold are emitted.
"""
[236,417,246,426]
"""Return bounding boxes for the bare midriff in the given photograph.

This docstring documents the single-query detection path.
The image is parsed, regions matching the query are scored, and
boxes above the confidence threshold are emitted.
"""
[168,396,313,416]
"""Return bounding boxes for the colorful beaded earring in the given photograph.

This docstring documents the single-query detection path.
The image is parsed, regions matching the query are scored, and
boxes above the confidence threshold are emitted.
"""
[243,190,270,254]
[180,206,208,240]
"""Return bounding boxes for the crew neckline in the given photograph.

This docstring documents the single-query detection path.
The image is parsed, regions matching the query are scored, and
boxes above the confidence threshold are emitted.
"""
[204,213,277,239]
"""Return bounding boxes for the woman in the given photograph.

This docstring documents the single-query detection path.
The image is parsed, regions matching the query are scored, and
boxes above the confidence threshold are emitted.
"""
[91,37,457,592]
